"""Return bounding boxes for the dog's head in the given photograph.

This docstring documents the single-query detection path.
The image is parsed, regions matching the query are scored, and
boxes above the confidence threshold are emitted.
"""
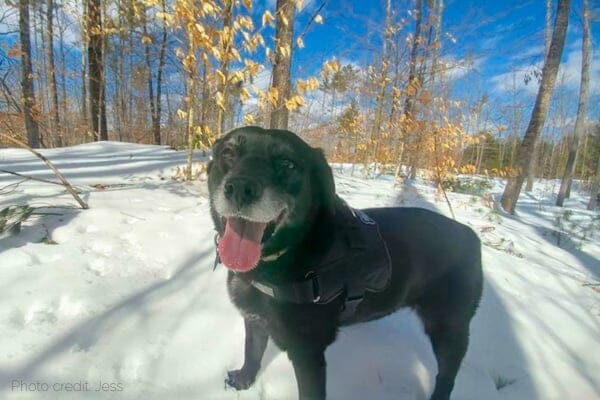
[207,126,336,273]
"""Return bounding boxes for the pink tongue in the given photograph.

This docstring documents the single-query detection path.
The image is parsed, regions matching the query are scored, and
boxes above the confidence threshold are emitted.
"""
[218,217,267,272]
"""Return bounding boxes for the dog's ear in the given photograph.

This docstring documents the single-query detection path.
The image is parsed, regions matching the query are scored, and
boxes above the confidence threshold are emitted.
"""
[311,148,336,214]
[207,136,225,174]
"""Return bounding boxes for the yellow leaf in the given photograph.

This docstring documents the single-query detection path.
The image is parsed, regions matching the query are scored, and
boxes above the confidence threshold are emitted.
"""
[285,95,305,110]
[141,35,152,44]
[267,87,279,106]
[216,70,226,85]
[243,113,256,124]
[240,88,251,102]
[231,70,245,84]
[177,109,188,119]
[201,2,215,15]
[323,59,339,73]
[216,92,226,110]
[243,0,252,10]
[296,37,304,48]
[314,14,323,24]
[277,44,290,58]
[262,11,274,27]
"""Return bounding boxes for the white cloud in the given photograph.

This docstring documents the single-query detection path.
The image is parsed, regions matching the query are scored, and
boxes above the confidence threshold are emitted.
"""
[490,63,543,96]
[442,56,484,80]
[555,47,600,94]
[490,46,600,97]
[510,44,545,62]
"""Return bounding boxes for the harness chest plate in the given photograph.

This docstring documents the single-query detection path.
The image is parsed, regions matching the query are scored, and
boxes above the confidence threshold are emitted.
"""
[249,202,392,320]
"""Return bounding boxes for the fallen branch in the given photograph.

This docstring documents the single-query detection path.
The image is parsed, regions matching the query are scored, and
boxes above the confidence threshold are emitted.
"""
[0,169,65,187]
[0,133,89,209]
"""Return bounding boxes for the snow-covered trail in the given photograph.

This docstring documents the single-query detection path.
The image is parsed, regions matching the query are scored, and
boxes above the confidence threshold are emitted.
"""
[1,142,598,400]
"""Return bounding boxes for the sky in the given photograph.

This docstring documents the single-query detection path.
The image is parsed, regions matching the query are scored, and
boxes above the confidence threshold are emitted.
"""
[0,0,598,136]
[286,0,600,129]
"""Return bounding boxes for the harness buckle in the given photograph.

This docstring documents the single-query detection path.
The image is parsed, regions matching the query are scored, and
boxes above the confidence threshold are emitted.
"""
[305,271,321,303]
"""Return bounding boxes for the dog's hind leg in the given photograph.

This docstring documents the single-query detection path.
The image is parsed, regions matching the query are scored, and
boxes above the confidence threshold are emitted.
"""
[416,287,479,399]
[421,318,470,400]
[226,317,269,390]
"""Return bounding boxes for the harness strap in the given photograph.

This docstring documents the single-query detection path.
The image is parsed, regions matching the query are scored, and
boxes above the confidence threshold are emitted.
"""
[251,270,345,304]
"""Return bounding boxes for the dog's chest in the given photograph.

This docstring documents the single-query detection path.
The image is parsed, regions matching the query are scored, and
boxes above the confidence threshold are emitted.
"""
[227,274,265,320]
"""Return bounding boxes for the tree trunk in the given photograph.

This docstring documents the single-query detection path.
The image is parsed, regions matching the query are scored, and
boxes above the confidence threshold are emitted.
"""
[404,0,423,179]
[269,0,296,130]
[59,11,69,145]
[87,0,107,141]
[19,0,41,148]
[500,0,570,214]
[556,0,590,206]
[372,0,392,172]
[81,1,88,129]
[216,0,234,136]
[588,153,600,210]
[142,7,158,144]
[153,0,168,145]
[525,0,554,192]
[46,0,62,147]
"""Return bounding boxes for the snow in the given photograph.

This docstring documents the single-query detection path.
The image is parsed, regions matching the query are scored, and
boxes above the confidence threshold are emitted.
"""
[1,142,599,400]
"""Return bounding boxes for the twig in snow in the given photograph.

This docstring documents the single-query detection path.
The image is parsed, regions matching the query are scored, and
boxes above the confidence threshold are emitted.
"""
[0,133,89,209]
[0,169,65,187]
[0,179,26,195]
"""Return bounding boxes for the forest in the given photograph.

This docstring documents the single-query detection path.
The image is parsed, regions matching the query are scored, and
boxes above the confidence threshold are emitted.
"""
[0,0,598,212]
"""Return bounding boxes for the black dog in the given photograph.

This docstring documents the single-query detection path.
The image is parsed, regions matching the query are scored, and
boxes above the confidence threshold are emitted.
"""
[207,126,483,400]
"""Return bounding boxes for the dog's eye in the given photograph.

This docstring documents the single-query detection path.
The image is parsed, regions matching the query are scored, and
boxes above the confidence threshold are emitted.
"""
[277,158,296,170]
[221,147,236,160]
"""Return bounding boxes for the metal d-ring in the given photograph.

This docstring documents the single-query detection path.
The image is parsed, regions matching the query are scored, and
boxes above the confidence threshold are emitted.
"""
[305,271,321,303]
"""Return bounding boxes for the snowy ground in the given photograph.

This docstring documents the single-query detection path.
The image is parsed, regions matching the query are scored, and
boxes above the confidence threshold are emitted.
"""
[0,142,598,400]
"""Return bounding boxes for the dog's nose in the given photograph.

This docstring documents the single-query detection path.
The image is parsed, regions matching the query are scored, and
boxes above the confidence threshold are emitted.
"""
[224,176,263,207]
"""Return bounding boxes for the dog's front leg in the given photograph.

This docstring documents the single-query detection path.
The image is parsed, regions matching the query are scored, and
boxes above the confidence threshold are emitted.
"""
[288,348,326,400]
[226,317,269,390]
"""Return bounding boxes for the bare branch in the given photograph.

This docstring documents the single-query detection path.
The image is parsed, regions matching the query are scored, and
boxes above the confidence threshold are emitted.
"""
[0,133,89,209]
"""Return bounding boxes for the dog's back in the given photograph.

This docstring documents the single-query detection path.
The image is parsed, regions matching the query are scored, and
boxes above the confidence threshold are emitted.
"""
[350,207,482,328]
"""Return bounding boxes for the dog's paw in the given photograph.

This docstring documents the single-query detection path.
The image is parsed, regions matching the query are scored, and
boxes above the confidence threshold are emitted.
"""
[225,369,256,390]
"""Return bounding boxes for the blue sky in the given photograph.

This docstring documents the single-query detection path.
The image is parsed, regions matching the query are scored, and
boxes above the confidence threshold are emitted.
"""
[0,0,597,136]
[285,0,600,129]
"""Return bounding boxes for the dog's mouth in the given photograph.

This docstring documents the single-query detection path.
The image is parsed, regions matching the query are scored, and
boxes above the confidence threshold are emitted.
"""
[217,212,285,272]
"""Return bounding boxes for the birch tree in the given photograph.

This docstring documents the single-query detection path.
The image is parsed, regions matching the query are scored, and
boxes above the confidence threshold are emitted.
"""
[19,0,40,148]
[556,0,590,206]
[500,0,570,214]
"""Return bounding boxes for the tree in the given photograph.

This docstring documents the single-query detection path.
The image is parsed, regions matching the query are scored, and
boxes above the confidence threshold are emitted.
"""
[87,0,107,141]
[588,154,600,210]
[142,0,168,145]
[525,0,554,192]
[403,0,424,179]
[46,0,62,146]
[269,0,296,130]
[587,124,600,210]
[18,0,40,148]
[556,0,590,206]
[500,0,570,214]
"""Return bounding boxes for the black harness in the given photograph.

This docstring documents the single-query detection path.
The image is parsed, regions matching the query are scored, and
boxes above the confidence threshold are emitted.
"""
[215,203,392,321]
